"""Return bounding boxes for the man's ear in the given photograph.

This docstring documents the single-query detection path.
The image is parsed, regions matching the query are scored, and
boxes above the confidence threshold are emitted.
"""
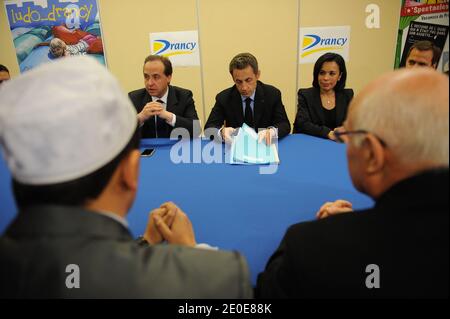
[120,149,140,192]
[256,70,261,80]
[361,134,385,175]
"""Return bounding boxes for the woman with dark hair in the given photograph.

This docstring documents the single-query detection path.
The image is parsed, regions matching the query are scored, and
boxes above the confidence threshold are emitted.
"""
[293,52,353,140]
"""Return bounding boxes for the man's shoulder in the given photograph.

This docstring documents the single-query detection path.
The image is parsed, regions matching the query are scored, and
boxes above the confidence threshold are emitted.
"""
[137,245,251,298]
[149,244,246,269]
[257,81,281,96]
[170,85,193,96]
[286,209,374,243]
[215,85,237,100]
[128,88,147,100]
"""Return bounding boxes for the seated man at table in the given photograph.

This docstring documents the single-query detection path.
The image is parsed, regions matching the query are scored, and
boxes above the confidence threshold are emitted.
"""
[0,56,252,299]
[129,55,201,139]
[204,52,290,145]
[256,68,449,298]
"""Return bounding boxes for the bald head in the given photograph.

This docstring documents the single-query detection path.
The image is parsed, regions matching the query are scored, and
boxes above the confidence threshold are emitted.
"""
[352,68,448,106]
[348,68,449,166]
[344,69,448,199]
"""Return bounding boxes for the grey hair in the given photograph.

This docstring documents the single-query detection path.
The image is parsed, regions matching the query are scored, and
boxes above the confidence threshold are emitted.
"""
[350,78,449,166]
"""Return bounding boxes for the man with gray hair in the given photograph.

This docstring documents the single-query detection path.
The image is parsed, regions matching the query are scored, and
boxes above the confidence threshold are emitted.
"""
[257,68,448,298]
[0,56,252,298]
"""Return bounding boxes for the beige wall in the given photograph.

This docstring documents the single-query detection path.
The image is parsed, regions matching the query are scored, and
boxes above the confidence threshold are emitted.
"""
[0,0,401,128]
[198,0,299,124]
[0,1,20,76]
[97,0,204,123]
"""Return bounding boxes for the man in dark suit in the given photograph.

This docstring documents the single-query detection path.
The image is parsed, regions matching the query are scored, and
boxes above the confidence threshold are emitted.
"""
[204,53,290,144]
[257,68,449,298]
[129,55,200,138]
[0,56,252,298]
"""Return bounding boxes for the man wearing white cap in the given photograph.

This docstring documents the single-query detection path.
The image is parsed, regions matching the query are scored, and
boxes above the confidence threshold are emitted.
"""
[0,56,252,298]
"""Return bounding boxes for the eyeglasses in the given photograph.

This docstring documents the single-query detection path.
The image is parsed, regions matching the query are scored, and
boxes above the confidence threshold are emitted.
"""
[334,129,387,147]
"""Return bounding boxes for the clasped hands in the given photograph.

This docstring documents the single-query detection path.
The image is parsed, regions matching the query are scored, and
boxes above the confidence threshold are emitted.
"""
[328,126,345,141]
[221,126,276,145]
[143,202,196,247]
[138,101,173,125]
[144,199,353,244]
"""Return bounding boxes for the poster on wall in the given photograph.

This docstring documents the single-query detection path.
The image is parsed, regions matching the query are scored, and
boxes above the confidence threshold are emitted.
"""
[299,26,351,64]
[150,30,200,67]
[394,0,449,72]
[4,0,107,73]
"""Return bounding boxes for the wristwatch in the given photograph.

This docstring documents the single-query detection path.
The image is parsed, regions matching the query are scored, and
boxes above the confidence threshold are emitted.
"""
[136,235,149,246]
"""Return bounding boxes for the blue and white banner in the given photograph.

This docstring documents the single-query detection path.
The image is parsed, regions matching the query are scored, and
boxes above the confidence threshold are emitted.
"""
[299,26,351,64]
[150,30,200,66]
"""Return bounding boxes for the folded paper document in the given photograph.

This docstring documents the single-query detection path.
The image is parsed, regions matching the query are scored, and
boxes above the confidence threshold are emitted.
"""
[229,124,280,165]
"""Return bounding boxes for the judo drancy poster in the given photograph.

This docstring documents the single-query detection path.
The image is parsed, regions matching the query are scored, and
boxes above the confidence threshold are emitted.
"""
[394,0,449,71]
[4,0,106,72]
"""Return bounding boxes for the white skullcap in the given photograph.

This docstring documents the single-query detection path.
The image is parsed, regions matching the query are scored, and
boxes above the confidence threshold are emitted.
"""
[0,56,137,185]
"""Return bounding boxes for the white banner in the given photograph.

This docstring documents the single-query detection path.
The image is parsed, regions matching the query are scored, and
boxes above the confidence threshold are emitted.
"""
[299,26,351,64]
[150,30,200,66]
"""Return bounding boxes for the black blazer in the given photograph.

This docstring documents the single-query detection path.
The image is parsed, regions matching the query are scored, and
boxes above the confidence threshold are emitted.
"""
[204,81,291,138]
[256,169,449,298]
[128,86,200,138]
[0,205,253,298]
[293,87,354,138]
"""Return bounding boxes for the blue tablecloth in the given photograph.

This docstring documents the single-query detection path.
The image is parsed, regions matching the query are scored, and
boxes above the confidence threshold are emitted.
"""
[0,134,373,285]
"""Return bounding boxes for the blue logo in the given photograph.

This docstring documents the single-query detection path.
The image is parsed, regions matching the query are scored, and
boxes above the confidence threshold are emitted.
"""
[301,34,348,58]
[153,39,197,57]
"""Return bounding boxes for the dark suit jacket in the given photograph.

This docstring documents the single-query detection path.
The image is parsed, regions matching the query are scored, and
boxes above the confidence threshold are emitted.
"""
[204,81,291,138]
[256,169,449,298]
[293,87,354,138]
[0,205,253,298]
[128,86,200,138]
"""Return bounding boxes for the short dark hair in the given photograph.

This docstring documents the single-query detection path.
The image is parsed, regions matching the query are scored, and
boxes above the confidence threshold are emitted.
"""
[229,53,259,75]
[407,40,442,67]
[312,52,347,91]
[144,55,173,76]
[0,64,9,73]
[12,124,141,208]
